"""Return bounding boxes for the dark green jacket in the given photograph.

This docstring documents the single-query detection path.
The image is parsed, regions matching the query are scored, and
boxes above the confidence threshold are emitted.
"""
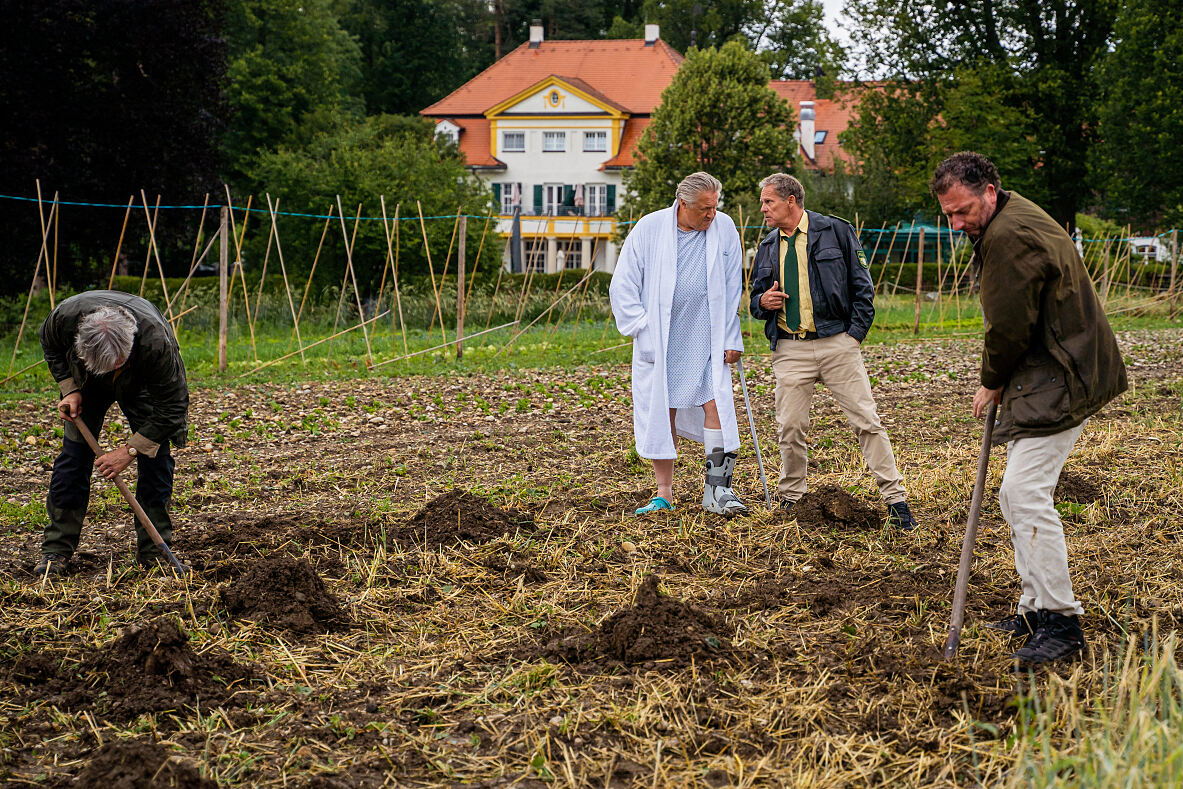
[976,192,1127,445]
[39,291,188,454]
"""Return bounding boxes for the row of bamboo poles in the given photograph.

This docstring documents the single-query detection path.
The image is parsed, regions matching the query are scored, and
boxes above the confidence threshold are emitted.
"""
[4,187,1181,385]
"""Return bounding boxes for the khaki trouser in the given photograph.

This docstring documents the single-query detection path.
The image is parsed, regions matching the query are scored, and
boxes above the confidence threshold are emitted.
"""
[771,332,906,503]
[1000,421,1087,616]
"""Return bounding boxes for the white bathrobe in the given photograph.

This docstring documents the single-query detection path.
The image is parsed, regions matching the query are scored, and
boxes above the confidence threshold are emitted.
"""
[609,202,745,460]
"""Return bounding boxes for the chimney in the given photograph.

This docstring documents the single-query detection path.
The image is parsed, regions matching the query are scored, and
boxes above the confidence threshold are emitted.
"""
[799,101,816,162]
[644,24,659,45]
[529,19,544,48]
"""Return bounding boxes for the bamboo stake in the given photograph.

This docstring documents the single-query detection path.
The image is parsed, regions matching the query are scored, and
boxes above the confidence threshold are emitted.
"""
[0,358,45,386]
[913,227,924,334]
[891,225,913,295]
[7,237,49,376]
[457,215,466,360]
[139,191,173,318]
[514,217,547,324]
[466,207,494,305]
[34,182,57,308]
[218,207,228,373]
[329,203,363,353]
[484,241,508,331]
[371,321,517,369]
[874,223,900,294]
[170,194,210,325]
[52,192,59,303]
[252,198,276,324]
[495,267,597,359]
[265,195,305,364]
[415,201,449,343]
[335,197,374,366]
[426,210,462,336]
[933,217,949,326]
[545,224,580,330]
[107,196,136,289]
[864,222,886,284]
[222,188,258,361]
[379,199,408,359]
[738,204,751,300]
[238,311,390,379]
[568,230,603,352]
[137,195,160,298]
[293,204,335,335]
[1169,230,1178,319]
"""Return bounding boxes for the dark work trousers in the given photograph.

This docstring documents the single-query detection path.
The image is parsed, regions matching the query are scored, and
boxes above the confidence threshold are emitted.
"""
[44,382,175,559]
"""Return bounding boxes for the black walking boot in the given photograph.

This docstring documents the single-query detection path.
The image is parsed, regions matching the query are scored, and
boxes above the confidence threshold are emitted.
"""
[33,553,70,577]
[1012,611,1086,665]
[984,610,1040,640]
[886,501,919,531]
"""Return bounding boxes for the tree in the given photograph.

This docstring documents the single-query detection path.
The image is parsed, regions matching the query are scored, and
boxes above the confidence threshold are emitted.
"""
[223,0,364,185]
[637,0,763,52]
[756,0,846,89]
[248,116,493,291]
[338,0,495,117]
[842,0,1119,228]
[838,69,1044,226]
[1093,0,1183,229]
[625,41,797,222]
[0,0,227,293]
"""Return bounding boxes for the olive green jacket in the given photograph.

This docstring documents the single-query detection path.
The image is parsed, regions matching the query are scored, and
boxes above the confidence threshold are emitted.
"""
[39,291,189,456]
[975,192,1127,445]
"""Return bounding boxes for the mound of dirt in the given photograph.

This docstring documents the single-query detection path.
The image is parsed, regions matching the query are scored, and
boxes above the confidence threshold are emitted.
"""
[31,617,256,724]
[399,490,533,547]
[544,575,731,667]
[791,486,882,530]
[56,740,215,788]
[221,556,349,634]
[1055,472,1102,505]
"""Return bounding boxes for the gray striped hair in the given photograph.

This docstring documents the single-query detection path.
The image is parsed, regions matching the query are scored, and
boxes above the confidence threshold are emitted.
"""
[75,306,137,374]
[759,173,805,206]
[675,171,723,205]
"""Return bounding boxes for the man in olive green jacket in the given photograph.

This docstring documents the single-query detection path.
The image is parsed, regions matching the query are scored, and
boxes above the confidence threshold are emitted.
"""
[933,152,1127,665]
[36,291,189,576]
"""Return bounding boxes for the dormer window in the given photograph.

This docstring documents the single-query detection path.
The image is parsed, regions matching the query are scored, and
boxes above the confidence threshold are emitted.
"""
[502,131,525,152]
[435,120,460,145]
[583,131,608,152]
[543,131,566,152]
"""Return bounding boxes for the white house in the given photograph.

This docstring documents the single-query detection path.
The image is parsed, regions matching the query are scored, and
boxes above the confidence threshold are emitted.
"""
[421,23,862,274]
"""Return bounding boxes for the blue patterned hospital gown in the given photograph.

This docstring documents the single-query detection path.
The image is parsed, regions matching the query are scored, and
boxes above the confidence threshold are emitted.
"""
[666,228,714,408]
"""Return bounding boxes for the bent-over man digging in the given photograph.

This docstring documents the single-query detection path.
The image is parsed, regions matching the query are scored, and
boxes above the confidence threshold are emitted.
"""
[36,291,189,576]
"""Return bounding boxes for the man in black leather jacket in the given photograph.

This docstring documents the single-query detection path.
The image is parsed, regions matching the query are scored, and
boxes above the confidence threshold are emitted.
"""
[749,174,917,529]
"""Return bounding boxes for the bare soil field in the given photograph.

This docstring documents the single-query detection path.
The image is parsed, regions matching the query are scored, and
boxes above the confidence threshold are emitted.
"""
[1,329,1181,787]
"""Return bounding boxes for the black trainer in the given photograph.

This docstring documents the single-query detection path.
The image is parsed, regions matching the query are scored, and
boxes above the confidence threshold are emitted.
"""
[984,611,1040,639]
[33,553,69,577]
[778,499,795,513]
[1012,611,1086,665]
[886,501,919,531]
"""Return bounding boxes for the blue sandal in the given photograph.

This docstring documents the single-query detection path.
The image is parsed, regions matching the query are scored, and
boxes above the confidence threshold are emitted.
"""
[635,496,675,515]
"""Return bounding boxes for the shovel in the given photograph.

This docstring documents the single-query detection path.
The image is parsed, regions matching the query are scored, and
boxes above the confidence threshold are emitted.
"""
[943,402,997,660]
[71,420,189,575]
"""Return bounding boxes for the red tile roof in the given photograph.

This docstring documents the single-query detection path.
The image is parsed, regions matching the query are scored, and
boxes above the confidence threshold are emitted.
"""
[422,39,683,117]
[601,118,651,169]
[768,81,862,170]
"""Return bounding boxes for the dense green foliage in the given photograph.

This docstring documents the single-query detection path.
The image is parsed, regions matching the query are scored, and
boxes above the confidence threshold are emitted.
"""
[625,42,797,221]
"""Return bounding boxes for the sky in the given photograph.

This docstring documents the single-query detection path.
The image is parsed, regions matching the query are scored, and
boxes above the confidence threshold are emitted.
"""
[821,0,851,45]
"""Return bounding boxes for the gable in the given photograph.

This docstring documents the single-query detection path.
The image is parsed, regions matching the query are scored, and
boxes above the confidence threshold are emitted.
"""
[486,76,628,119]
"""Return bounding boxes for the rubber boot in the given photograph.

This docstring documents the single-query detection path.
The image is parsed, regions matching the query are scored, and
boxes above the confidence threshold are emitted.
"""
[43,499,86,559]
[703,450,748,516]
[136,505,174,567]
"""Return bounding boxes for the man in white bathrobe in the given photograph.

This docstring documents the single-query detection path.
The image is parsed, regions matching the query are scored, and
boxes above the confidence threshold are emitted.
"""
[609,172,748,517]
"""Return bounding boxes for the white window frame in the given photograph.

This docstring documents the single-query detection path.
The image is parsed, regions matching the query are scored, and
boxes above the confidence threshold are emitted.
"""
[543,184,564,214]
[583,131,608,153]
[585,184,607,216]
[499,182,521,214]
[558,238,582,269]
[542,131,566,152]
[502,131,525,152]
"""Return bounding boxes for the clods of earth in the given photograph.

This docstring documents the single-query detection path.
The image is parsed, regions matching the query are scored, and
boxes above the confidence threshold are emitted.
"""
[221,555,349,634]
[790,485,883,530]
[50,739,216,789]
[397,489,534,547]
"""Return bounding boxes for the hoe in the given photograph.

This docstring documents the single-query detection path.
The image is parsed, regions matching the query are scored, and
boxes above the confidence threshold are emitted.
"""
[71,419,189,575]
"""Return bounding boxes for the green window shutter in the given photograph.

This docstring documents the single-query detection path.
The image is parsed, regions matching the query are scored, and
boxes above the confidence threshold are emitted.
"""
[562,185,575,206]
[607,185,616,214]
[533,184,543,213]
[493,183,501,205]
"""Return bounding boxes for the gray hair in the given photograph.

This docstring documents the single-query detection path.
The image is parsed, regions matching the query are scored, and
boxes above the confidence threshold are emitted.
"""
[759,173,805,206]
[75,306,137,374]
[675,171,723,205]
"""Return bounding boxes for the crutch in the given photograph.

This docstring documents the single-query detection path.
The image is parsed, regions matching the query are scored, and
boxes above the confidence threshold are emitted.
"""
[735,358,772,508]
[943,402,997,659]
[71,420,189,575]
